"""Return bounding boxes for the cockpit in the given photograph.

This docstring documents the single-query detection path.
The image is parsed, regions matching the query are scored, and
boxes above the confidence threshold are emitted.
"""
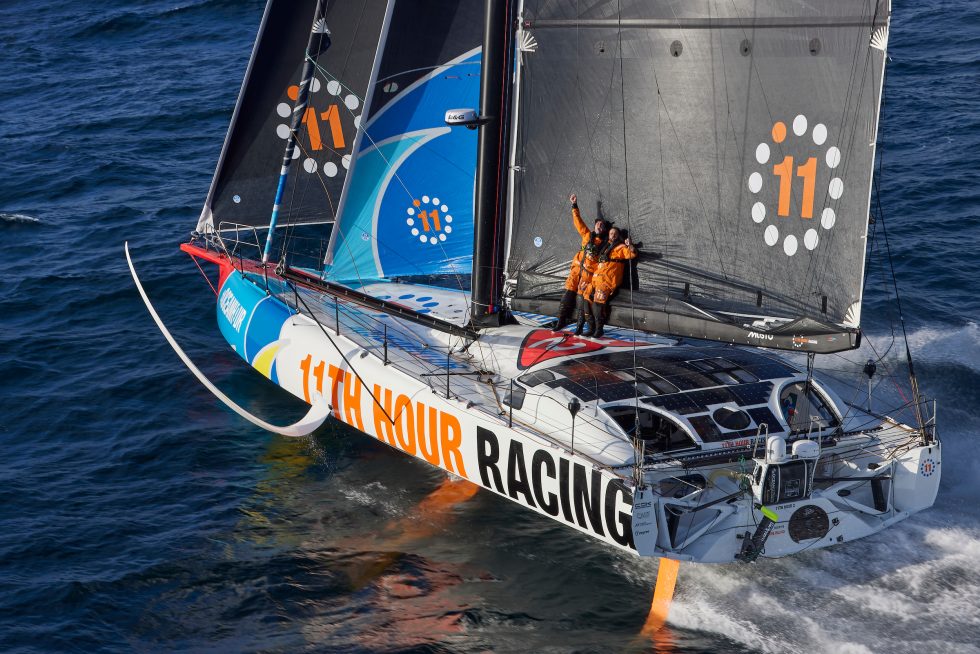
[510,343,841,454]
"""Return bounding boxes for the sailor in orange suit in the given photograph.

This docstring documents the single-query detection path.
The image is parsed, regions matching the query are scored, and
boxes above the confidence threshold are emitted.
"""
[553,193,608,331]
[579,227,637,338]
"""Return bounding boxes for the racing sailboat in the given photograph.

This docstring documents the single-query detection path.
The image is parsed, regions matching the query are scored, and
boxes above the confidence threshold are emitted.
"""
[129,0,941,565]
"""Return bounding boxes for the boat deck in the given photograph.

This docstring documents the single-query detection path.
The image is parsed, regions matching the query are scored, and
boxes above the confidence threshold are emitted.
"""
[282,280,642,472]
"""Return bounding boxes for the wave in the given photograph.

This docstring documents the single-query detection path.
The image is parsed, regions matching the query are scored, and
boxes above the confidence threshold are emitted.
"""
[900,322,980,364]
[810,322,980,379]
[0,212,40,225]
[666,517,980,654]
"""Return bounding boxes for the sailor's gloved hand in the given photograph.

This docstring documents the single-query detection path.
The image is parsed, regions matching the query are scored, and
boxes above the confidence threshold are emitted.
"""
[569,193,577,204]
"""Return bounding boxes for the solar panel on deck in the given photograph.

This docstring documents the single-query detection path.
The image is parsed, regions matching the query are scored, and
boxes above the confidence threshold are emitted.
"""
[730,382,775,406]
[543,346,796,410]
[644,394,700,414]
[748,406,782,432]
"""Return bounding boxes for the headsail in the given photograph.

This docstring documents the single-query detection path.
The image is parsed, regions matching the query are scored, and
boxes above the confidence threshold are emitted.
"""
[507,0,889,352]
[197,0,388,234]
[324,0,484,285]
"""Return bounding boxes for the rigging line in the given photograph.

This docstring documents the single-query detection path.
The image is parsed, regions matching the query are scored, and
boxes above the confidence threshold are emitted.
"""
[340,3,369,90]
[311,97,469,301]
[876,171,923,429]
[278,99,343,219]
[375,61,481,85]
[866,97,903,365]
[708,3,725,257]
[316,293,452,369]
[285,260,469,357]
[278,113,334,262]
[798,3,876,302]
[276,3,355,257]
[328,116,471,300]
[713,6,743,286]
[613,0,642,446]
[316,277,473,358]
[286,281,420,425]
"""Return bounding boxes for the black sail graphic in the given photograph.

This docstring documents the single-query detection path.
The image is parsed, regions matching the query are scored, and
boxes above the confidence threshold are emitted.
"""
[197,0,388,233]
[507,0,889,353]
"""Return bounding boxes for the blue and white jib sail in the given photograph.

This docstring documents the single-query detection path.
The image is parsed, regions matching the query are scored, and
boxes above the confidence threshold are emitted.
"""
[324,1,484,285]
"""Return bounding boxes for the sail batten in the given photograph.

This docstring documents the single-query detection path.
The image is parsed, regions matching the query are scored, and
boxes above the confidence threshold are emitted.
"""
[526,17,888,29]
[506,0,888,352]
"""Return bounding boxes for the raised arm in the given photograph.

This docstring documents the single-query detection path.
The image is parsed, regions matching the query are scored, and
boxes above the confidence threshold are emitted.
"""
[569,193,590,238]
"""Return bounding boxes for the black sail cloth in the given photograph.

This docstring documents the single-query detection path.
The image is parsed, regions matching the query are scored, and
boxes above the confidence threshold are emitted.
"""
[506,0,888,353]
[197,0,388,233]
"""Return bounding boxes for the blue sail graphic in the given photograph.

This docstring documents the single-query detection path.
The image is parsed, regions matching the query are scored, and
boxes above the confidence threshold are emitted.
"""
[325,48,480,284]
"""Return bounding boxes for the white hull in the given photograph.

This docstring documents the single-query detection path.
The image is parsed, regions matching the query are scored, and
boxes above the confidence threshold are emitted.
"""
[199,253,941,564]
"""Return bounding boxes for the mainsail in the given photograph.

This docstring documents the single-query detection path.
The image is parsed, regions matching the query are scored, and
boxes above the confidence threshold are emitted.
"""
[324,0,484,285]
[506,0,889,353]
[197,0,388,234]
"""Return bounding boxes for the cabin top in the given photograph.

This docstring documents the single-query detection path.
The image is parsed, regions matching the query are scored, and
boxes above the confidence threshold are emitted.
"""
[515,343,842,451]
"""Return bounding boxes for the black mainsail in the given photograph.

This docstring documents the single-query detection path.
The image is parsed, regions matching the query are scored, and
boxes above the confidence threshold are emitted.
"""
[505,0,889,353]
[197,0,388,234]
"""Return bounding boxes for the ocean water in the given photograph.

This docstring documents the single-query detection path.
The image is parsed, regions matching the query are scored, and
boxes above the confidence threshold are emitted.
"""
[1,1,978,652]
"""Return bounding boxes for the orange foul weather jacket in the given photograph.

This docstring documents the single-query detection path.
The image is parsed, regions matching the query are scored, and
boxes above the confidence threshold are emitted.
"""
[564,205,605,293]
[586,242,638,304]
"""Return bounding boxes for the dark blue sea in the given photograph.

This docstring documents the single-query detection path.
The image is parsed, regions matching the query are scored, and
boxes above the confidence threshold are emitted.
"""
[1,2,978,652]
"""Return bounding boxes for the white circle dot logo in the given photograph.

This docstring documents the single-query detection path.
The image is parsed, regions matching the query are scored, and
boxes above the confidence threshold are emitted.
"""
[273,81,360,176]
[747,115,845,256]
[407,196,452,246]
[826,147,841,168]
[792,114,808,136]
[821,207,836,229]
[812,123,827,146]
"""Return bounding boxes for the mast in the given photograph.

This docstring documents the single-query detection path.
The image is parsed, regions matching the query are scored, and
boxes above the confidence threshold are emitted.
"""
[470,0,516,327]
[261,0,331,264]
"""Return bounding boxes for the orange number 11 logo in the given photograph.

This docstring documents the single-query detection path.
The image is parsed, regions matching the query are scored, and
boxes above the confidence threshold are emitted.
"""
[773,155,817,218]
